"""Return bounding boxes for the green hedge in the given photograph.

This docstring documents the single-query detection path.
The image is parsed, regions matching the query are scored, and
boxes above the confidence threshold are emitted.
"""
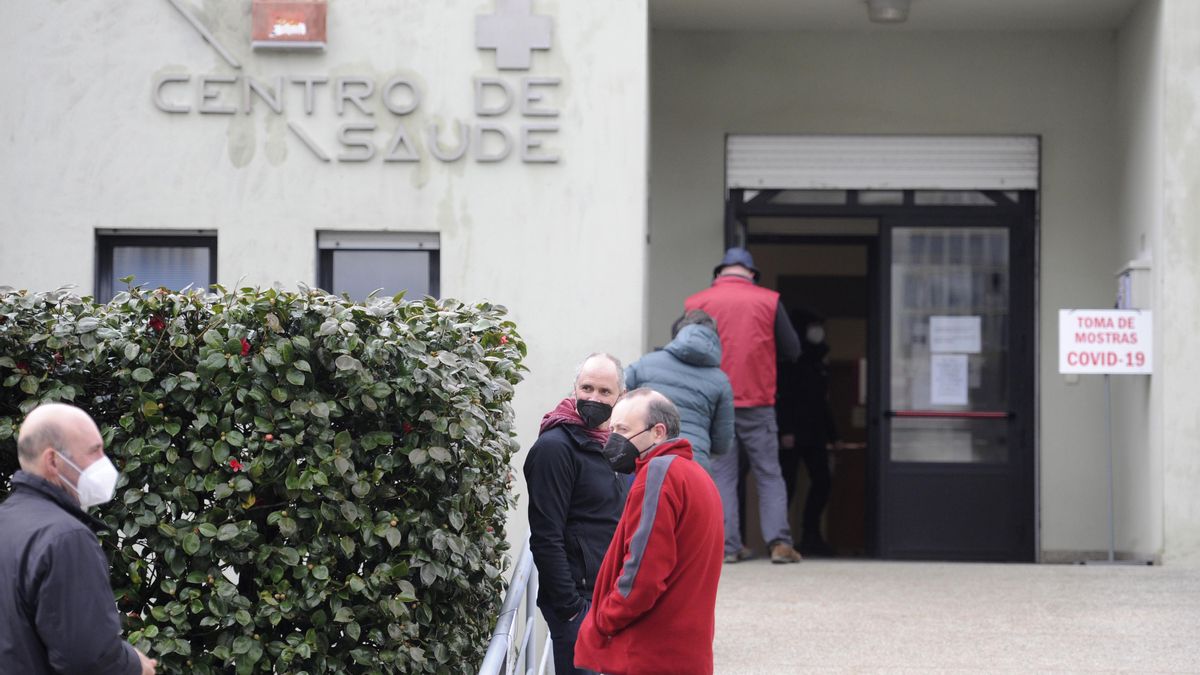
[0,285,526,673]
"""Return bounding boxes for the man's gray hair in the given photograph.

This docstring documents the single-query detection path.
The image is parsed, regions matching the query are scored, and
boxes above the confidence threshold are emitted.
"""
[573,352,625,391]
[16,418,67,463]
[623,387,681,438]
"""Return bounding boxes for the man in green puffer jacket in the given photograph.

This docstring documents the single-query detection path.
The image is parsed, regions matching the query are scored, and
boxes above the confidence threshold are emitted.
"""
[625,310,734,471]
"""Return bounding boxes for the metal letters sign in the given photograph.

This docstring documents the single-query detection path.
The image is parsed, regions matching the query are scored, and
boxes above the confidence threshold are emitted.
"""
[157,0,561,165]
[1058,309,1153,375]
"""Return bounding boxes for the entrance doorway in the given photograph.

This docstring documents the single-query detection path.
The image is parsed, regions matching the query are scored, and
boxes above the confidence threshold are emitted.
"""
[729,190,1037,562]
[745,238,874,557]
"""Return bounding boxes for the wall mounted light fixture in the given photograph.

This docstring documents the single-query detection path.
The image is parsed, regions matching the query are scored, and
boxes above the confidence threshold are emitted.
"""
[867,0,912,24]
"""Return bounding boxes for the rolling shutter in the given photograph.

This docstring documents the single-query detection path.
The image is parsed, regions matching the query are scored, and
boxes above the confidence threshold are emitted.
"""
[726,135,1039,190]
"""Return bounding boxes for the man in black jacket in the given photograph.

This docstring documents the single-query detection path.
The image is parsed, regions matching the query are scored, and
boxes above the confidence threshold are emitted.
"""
[0,403,157,675]
[523,353,629,675]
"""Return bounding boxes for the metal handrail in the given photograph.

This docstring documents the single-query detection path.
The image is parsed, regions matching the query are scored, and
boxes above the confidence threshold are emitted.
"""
[478,535,550,675]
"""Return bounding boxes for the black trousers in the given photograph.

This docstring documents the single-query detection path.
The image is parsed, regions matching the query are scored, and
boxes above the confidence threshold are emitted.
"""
[545,600,596,675]
[780,443,832,541]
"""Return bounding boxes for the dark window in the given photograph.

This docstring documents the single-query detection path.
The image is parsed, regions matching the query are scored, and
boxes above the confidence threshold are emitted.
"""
[95,233,217,302]
[316,232,439,301]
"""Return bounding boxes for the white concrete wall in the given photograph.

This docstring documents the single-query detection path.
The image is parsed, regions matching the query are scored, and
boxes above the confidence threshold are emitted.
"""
[0,1,649,545]
[648,30,1123,557]
[1113,0,1164,560]
[1161,0,1200,565]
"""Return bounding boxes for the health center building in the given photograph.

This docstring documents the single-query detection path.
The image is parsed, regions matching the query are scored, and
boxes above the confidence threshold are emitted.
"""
[2,0,1199,565]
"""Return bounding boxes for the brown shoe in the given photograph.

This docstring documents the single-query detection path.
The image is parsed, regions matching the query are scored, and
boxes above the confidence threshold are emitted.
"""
[770,542,803,564]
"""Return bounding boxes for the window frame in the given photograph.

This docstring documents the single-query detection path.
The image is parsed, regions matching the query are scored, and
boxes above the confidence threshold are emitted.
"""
[95,233,218,302]
[316,232,441,300]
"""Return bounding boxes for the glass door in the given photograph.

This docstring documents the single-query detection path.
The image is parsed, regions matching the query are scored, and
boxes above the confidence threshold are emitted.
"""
[878,218,1035,561]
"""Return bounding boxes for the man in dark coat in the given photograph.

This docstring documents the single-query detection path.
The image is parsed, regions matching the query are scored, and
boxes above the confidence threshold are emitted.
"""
[0,403,157,675]
[523,353,629,675]
[776,309,840,556]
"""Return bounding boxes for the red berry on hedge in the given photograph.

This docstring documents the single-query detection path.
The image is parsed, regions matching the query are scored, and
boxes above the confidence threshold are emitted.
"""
[500,335,508,344]
[264,433,274,442]
[229,458,244,471]
[240,338,251,356]
[148,315,166,332]
[402,422,414,434]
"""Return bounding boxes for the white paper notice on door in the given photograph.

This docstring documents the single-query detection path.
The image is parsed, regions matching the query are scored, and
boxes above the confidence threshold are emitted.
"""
[930,316,982,354]
[930,354,969,406]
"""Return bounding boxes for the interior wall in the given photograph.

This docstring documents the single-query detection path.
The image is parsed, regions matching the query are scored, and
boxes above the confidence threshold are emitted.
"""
[748,242,869,363]
[649,30,1122,557]
[1113,0,1164,560]
[749,242,870,289]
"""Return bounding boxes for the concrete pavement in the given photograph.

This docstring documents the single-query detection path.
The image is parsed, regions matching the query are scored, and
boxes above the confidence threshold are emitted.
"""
[713,559,1200,673]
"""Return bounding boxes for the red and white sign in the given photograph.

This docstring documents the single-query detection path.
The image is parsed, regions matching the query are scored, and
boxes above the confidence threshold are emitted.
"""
[252,0,327,50]
[1058,309,1153,374]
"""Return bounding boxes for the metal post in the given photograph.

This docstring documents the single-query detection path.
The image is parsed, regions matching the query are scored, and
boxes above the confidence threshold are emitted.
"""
[478,537,536,675]
[525,567,538,675]
[1081,375,1152,566]
[1105,374,1115,562]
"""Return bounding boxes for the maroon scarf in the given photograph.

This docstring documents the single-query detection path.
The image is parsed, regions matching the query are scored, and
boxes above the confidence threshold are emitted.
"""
[539,397,611,445]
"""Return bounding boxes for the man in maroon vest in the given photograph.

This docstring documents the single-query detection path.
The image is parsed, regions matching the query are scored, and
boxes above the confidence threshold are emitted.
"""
[685,247,803,564]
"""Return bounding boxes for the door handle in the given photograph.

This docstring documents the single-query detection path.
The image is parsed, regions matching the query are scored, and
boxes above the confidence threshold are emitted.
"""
[885,410,1014,420]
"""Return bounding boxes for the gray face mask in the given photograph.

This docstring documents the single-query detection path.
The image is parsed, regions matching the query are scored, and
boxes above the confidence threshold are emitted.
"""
[55,451,119,509]
[806,325,826,344]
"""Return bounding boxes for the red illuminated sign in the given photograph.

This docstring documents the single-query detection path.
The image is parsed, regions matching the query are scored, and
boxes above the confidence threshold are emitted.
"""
[252,0,326,50]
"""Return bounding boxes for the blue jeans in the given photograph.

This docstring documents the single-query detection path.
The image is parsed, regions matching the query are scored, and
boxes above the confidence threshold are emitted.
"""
[545,599,596,675]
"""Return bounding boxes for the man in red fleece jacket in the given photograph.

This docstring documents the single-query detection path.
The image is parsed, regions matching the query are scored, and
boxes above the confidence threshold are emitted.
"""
[575,389,724,675]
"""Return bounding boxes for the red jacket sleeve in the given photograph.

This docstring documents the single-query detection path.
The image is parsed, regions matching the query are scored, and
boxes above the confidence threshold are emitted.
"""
[591,455,679,637]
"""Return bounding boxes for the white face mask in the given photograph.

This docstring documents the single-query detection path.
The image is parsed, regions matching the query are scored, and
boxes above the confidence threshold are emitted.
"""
[55,451,119,509]
[806,326,826,344]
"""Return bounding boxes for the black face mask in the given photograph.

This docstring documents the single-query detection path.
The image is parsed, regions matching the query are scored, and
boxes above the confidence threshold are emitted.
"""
[602,427,651,474]
[576,399,613,429]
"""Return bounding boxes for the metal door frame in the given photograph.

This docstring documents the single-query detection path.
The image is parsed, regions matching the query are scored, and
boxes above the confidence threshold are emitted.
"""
[728,189,1038,561]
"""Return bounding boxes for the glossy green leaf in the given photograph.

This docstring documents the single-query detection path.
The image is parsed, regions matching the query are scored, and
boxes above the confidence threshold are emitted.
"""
[181,533,200,555]
[0,285,527,674]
